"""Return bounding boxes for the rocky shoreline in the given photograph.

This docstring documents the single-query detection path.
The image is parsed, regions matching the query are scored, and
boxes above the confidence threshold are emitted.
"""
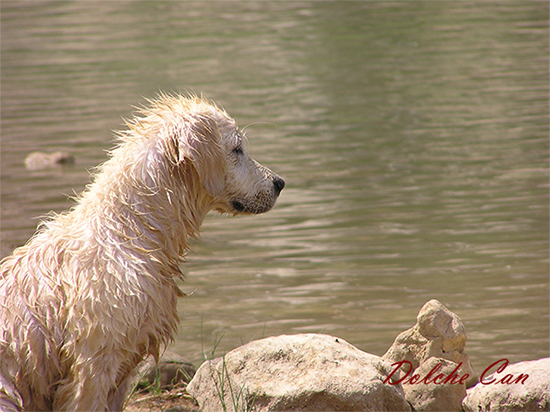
[126,300,549,412]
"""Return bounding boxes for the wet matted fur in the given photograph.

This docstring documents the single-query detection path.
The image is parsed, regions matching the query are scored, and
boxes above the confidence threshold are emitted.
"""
[0,94,284,411]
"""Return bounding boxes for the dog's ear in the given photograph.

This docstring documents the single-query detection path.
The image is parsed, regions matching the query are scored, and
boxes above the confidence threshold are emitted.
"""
[177,118,226,197]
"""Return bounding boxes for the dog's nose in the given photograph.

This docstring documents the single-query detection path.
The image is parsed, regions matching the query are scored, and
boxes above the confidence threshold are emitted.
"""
[273,177,285,196]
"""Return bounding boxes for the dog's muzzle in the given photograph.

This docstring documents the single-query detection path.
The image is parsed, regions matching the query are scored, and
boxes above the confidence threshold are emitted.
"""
[231,176,285,214]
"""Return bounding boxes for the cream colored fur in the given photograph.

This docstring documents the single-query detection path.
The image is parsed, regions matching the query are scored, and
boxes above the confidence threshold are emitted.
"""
[0,94,284,411]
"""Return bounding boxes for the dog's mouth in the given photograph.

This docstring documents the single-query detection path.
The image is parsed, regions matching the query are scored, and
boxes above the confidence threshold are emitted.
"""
[230,198,274,215]
[231,200,246,213]
[226,177,284,215]
[230,190,283,215]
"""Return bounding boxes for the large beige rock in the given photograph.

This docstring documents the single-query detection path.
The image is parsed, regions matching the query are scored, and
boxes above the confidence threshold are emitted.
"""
[187,333,411,412]
[463,358,550,412]
[383,299,477,388]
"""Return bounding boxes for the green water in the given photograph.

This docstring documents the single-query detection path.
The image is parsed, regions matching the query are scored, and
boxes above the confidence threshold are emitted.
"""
[1,1,548,372]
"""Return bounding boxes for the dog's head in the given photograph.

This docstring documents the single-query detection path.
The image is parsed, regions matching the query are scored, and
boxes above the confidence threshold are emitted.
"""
[172,96,284,215]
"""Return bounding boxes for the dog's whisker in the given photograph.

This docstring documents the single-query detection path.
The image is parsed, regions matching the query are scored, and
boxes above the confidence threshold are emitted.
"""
[241,121,278,135]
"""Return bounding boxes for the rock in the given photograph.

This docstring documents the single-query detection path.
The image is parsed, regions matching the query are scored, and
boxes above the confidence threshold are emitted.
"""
[402,357,467,411]
[462,358,550,412]
[187,333,411,412]
[137,351,196,389]
[383,299,477,388]
[24,151,74,170]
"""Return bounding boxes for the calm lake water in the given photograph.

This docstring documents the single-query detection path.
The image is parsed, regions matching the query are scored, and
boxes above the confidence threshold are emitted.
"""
[1,1,548,372]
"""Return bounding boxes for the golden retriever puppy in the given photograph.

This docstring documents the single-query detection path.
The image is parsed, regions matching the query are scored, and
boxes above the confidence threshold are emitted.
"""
[0,94,284,411]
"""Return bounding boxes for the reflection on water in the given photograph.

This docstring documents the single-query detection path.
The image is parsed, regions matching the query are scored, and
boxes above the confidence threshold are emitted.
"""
[1,2,548,369]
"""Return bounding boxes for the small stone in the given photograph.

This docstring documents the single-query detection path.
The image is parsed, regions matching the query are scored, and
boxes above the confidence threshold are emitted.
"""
[383,299,477,388]
[24,151,75,170]
[137,351,196,389]
[403,357,467,411]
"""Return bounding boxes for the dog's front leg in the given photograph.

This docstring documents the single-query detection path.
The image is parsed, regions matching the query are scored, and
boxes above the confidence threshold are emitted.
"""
[52,354,120,412]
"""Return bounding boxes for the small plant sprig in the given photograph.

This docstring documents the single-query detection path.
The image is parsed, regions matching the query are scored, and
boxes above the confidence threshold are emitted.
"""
[200,318,257,412]
[207,354,256,412]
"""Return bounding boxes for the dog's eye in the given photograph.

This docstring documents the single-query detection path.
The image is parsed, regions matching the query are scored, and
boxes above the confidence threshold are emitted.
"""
[233,146,244,156]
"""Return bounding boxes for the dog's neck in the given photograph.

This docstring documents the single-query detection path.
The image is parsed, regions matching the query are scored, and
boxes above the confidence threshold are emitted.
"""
[75,144,214,271]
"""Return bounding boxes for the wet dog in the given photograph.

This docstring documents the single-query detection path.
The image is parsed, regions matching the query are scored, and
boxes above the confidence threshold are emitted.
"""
[0,94,284,411]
